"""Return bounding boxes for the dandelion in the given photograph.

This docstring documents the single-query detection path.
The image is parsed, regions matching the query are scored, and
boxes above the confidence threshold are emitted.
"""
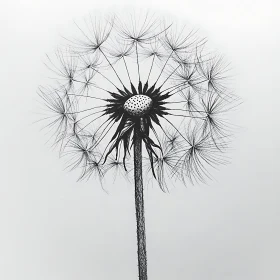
[37,10,239,280]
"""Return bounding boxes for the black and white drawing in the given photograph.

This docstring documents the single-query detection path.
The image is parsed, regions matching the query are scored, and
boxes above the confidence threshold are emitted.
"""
[37,11,239,280]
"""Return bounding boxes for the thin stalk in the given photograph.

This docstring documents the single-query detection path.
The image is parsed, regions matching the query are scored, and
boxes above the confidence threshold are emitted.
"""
[154,50,174,85]
[135,42,141,82]
[123,56,132,83]
[99,48,125,87]
[147,55,155,82]
[134,130,148,280]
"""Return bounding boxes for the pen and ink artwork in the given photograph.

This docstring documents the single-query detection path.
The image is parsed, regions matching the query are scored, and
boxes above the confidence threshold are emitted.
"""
[37,10,240,280]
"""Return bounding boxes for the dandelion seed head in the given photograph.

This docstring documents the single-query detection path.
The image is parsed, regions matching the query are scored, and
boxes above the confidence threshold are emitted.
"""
[37,9,240,189]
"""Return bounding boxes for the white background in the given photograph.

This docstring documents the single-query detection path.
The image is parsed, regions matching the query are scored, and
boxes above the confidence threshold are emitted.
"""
[1,0,280,279]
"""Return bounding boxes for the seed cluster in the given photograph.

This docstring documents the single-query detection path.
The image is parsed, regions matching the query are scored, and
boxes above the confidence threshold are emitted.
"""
[124,95,153,117]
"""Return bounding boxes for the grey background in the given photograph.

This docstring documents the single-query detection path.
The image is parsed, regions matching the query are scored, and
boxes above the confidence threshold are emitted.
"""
[1,0,280,279]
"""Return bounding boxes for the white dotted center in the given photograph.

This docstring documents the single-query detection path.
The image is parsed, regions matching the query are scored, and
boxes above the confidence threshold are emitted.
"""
[123,95,153,117]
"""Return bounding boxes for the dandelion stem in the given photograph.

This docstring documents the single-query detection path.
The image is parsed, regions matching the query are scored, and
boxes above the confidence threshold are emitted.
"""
[155,50,174,85]
[167,108,205,114]
[65,106,106,114]
[158,64,181,88]
[147,55,155,82]
[161,115,190,144]
[135,42,141,82]
[73,79,109,93]
[123,56,132,83]
[134,131,148,280]
[94,69,119,89]
[92,119,116,149]
[168,113,205,119]
[67,93,105,101]
[99,47,125,87]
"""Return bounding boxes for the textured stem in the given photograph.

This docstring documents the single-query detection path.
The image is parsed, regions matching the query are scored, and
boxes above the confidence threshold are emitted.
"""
[134,131,148,280]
